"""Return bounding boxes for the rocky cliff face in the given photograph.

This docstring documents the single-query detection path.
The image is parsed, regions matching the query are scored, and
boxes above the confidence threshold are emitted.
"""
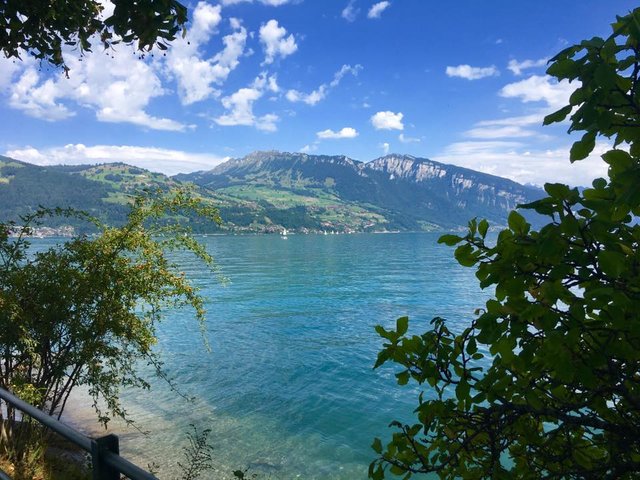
[365,154,533,212]
[367,155,447,181]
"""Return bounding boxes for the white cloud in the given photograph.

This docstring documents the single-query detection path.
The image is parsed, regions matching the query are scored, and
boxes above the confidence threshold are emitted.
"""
[259,19,298,65]
[285,89,323,105]
[433,140,609,187]
[254,113,279,132]
[5,144,228,175]
[9,69,73,121]
[342,0,359,21]
[476,113,545,128]
[216,88,262,126]
[6,41,187,131]
[368,1,391,19]
[371,111,404,130]
[191,2,223,42]
[0,56,24,93]
[465,125,538,139]
[252,71,280,93]
[465,113,551,141]
[221,0,293,5]
[213,20,249,71]
[398,133,421,143]
[330,64,363,87]
[285,64,362,106]
[507,58,548,76]
[446,64,499,80]
[317,127,358,139]
[214,73,279,131]
[381,142,390,154]
[166,6,248,105]
[500,75,574,109]
[300,143,318,153]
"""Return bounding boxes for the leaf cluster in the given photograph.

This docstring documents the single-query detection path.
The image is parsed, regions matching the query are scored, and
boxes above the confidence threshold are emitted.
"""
[371,8,640,479]
[543,9,640,161]
[0,0,188,72]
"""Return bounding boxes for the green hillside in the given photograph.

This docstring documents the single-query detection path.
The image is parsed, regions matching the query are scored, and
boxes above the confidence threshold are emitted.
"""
[0,159,220,233]
[0,152,544,234]
[0,157,126,229]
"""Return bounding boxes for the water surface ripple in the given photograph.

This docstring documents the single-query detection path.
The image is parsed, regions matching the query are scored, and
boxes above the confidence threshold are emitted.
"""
[67,233,487,479]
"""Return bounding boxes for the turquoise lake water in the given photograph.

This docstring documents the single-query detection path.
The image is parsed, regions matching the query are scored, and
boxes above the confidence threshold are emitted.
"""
[55,233,488,479]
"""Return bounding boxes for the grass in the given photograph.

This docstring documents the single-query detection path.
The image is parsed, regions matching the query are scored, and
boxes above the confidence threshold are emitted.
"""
[0,422,92,480]
[220,184,340,208]
[0,456,90,480]
[218,184,389,229]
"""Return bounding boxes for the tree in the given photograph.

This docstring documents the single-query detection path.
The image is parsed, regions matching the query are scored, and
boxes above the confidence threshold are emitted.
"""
[0,188,221,456]
[370,8,640,479]
[0,0,188,72]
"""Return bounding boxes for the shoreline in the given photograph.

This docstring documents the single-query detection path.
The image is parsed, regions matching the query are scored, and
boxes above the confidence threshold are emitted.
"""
[58,389,158,471]
[13,228,458,239]
[58,388,237,479]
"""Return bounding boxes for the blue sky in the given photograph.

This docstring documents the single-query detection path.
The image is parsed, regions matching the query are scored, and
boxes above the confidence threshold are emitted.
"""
[0,0,636,186]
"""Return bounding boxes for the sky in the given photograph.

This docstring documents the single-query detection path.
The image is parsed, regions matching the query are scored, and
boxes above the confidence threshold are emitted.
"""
[0,0,636,186]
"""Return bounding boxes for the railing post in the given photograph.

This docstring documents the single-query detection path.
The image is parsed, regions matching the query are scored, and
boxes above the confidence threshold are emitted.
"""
[92,434,120,480]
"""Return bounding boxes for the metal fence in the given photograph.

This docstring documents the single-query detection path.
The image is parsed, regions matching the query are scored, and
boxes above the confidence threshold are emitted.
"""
[0,387,158,480]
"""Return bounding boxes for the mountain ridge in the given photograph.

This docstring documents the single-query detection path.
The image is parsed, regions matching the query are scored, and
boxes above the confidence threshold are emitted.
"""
[0,151,544,234]
[176,150,543,230]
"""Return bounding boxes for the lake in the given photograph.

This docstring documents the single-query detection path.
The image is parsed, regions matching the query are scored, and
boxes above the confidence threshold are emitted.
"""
[58,232,488,479]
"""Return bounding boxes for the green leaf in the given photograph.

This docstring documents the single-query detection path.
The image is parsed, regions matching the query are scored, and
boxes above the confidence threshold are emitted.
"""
[507,211,528,234]
[454,243,477,267]
[374,350,390,369]
[396,316,409,336]
[371,437,383,454]
[546,58,579,79]
[598,250,626,278]
[478,219,489,238]
[390,465,406,476]
[573,448,594,469]
[568,87,587,106]
[544,183,571,199]
[570,131,596,161]
[602,149,632,168]
[438,234,462,246]
[375,325,397,342]
[455,379,470,402]
[543,105,572,125]
[396,371,410,385]
[592,177,607,189]
[466,337,477,355]
[369,463,385,480]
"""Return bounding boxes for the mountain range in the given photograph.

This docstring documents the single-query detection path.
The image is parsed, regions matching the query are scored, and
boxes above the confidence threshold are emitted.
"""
[0,151,543,234]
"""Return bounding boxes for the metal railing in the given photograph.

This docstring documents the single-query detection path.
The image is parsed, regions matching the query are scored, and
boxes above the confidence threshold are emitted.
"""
[0,387,158,480]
